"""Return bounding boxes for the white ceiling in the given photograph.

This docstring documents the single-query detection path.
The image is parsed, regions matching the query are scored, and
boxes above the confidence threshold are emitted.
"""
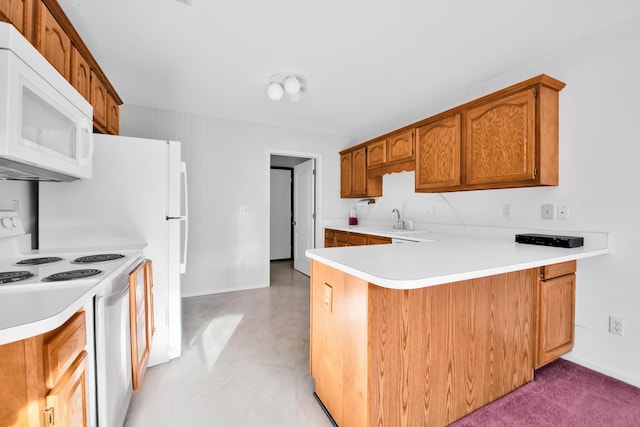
[59,0,640,141]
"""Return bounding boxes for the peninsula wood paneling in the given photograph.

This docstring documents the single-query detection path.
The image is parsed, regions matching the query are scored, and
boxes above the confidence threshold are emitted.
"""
[368,269,536,427]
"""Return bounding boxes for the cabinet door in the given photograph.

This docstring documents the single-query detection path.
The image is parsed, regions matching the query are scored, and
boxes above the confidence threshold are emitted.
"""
[351,147,367,196]
[387,129,414,163]
[334,231,348,247]
[0,0,35,42]
[130,259,153,390]
[340,152,352,198]
[347,233,367,246]
[37,3,71,80]
[70,46,90,101]
[90,71,108,130]
[367,235,391,245]
[415,114,461,191]
[45,351,88,427]
[107,94,120,135]
[465,89,536,186]
[367,139,387,168]
[324,229,336,248]
[536,273,576,368]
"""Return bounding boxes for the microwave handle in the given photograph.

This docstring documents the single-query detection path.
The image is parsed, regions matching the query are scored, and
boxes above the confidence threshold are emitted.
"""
[78,118,94,166]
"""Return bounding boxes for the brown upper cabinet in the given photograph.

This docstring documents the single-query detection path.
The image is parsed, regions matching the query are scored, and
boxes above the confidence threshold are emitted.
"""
[0,0,35,42]
[415,113,461,191]
[37,2,71,80]
[366,129,415,172]
[343,75,565,195]
[2,0,122,134]
[91,70,108,130]
[340,146,382,198]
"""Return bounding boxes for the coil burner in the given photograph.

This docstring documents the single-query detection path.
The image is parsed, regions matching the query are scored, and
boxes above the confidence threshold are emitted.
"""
[16,256,63,266]
[72,254,125,264]
[43,269,102,282]
[0,271,35,284]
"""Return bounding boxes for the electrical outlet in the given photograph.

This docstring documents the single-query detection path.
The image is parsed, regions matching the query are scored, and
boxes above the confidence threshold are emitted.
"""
[502,204,513,220]
[558,204,569,220]
[324,284,333,312]
[541,204,555,220]
[609,316,624,336]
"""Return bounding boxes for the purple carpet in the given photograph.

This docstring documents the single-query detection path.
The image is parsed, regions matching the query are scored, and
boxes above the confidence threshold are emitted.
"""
[450,359,640,426]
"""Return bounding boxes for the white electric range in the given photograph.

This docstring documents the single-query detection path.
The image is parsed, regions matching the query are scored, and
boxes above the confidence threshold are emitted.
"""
[0,210,145,427]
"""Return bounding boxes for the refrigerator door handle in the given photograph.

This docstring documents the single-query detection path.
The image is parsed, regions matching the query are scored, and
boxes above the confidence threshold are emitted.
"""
[180,162,188,273]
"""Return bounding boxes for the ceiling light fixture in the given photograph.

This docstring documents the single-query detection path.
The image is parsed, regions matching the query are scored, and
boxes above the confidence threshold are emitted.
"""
[267,72,306,103]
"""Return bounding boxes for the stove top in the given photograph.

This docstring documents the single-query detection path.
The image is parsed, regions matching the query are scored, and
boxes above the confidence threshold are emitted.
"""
[0,211,139,289]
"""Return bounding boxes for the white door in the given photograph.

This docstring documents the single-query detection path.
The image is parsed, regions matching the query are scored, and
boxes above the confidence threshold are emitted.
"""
[270,169,292,260]
[293,159,315,275]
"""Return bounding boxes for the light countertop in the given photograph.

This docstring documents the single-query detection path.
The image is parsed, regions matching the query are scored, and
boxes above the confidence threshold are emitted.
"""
[0,245,145,345]
[307,226,609,289]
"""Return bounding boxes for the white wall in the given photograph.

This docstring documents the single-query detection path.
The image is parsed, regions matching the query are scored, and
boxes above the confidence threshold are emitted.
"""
[0,181,36,239]
[120,106,353,296]
[347,17,640,386]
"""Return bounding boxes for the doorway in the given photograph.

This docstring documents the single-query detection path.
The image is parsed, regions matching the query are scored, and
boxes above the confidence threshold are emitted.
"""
[269,152,319,277]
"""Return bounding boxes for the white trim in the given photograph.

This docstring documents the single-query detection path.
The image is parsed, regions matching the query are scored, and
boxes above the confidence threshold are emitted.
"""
[266,148,323,285]
[561,355,640,387]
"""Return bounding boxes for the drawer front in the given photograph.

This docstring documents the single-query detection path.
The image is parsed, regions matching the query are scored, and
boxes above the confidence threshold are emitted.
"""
[347,233,367,246]
[44,310,86,389]
[541,260,576,280]
[367,235,392,245]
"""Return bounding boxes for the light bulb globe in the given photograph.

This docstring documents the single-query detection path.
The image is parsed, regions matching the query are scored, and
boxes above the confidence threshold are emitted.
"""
[284,76,301,96]
[267,82,284,101]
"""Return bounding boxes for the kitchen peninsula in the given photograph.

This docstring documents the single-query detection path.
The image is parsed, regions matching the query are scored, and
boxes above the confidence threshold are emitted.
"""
[306,227,608,426]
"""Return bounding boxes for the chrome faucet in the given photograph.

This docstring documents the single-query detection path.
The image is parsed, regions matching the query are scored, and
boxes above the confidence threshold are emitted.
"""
[391,208,402,229]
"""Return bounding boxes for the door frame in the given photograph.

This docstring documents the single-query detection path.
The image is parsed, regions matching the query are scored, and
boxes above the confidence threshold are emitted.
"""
[266,149,322,284]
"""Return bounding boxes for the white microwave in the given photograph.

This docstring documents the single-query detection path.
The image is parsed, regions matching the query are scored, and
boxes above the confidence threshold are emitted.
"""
[0,22,93,181]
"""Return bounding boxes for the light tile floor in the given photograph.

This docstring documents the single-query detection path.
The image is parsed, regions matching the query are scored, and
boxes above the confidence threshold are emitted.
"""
[124,261,332,427]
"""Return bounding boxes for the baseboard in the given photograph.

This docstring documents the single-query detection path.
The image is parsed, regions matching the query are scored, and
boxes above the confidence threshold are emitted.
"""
[562,355,640,387]
[181,282,268,298]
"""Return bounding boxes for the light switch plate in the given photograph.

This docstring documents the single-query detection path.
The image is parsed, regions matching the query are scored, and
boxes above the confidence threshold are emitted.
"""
[541,204,554,220]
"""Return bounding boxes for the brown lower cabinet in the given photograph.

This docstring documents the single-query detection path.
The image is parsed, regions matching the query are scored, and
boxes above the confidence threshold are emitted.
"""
[310,259,576,426]
[324,228,392,248]
[535,260,576,368]
[0,310,88,427]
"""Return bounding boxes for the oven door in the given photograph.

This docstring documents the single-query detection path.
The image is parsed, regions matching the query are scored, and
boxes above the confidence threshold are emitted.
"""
[94,272,132,427]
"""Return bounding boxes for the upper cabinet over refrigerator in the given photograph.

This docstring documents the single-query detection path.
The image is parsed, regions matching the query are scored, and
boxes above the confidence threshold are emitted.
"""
[0,22,93,181]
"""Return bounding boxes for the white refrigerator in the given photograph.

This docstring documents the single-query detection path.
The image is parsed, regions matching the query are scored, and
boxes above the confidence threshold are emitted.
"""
[39,134,188,366]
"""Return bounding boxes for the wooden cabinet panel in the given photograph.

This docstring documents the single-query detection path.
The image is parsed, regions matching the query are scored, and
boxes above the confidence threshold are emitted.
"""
[130,259,154,390]
[70,46,90,100]
[351,147,367,196]
[367,139,386,168]
[310,261,367,427]
[324,229,336,248]
[0,0,35,42]
[91,70,108,129]
[45,351,87,427]
[37,3,71,80]
[347,233,367,246]
[415,114,461,191]
[334,230,348,247]
[542,260,576,280]
[366,235,391,245]
[536,272,576,368]
[387,129,414,163]
[43,311,86,389]
[340,153,352,198]
[465,89,536,186]
[107,93,120,135]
